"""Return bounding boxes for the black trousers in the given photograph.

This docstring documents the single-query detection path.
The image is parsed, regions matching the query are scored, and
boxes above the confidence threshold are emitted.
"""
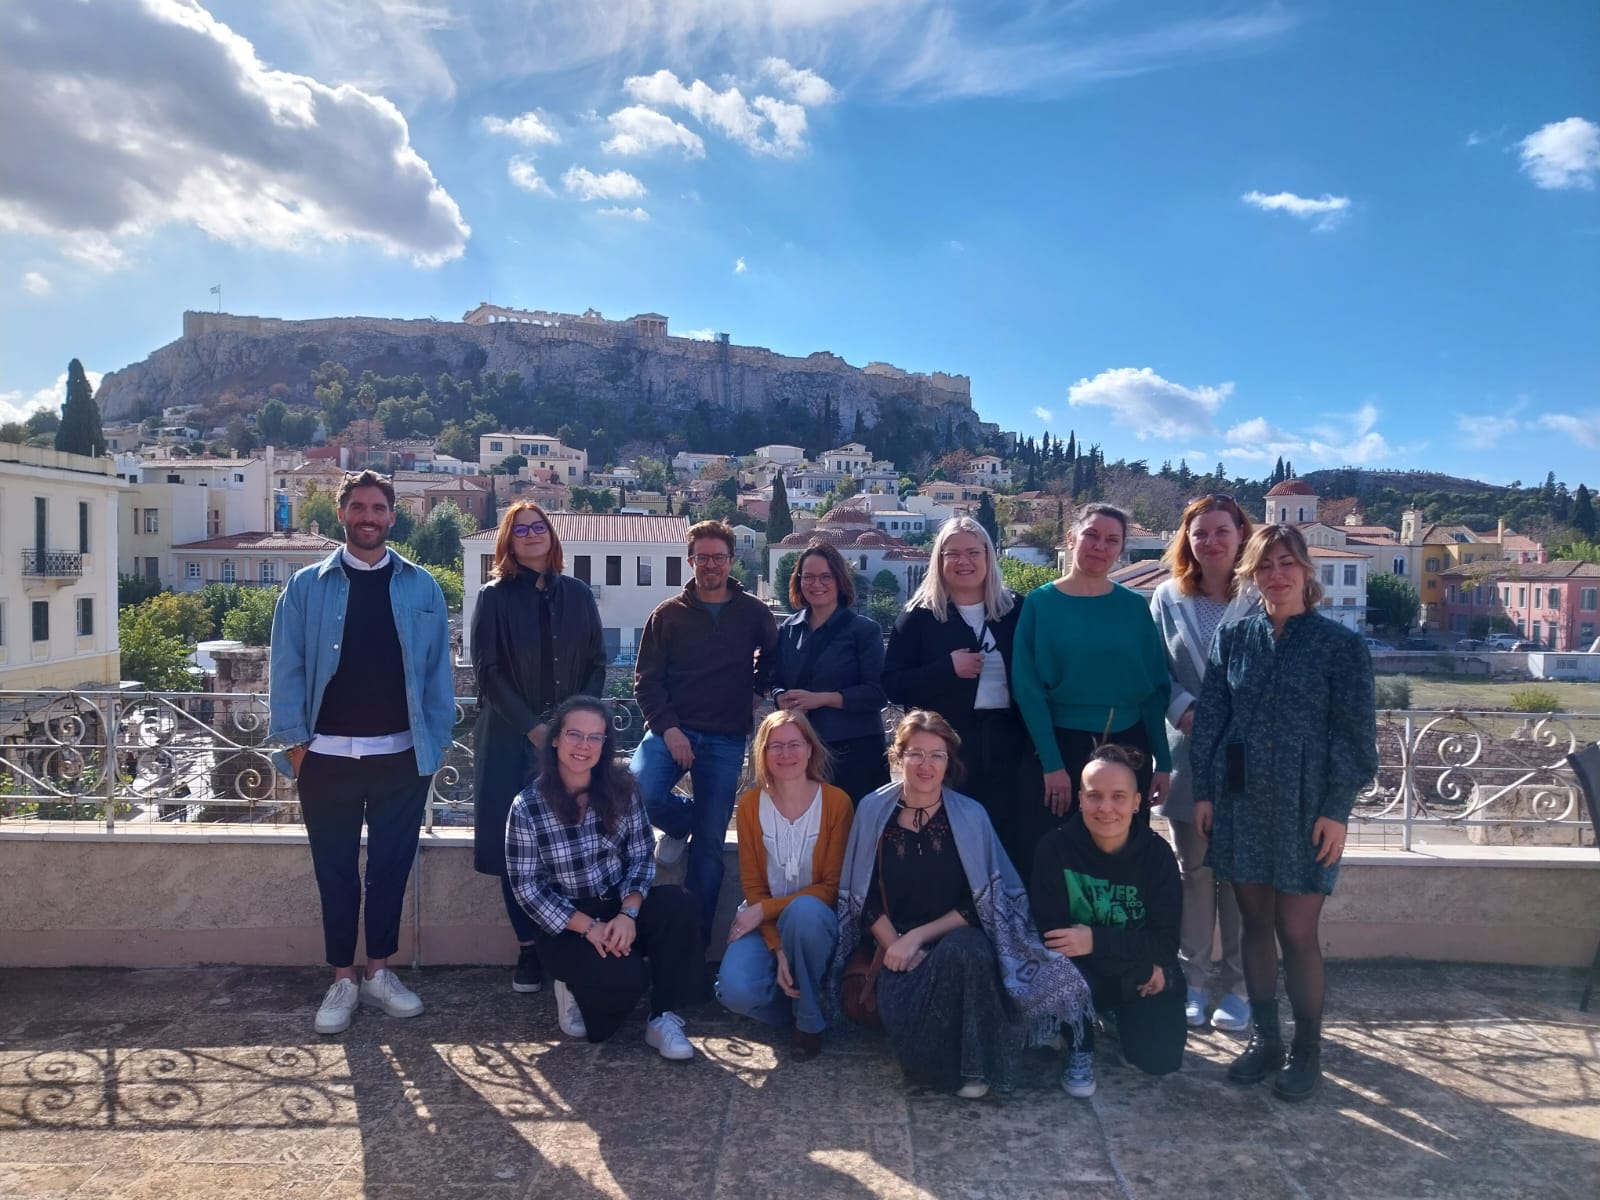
[826,733,890,804]
[534,885,706,1043]
[1070,960,1187,1077]
[1017,723,1155,875]
[297,750,430,969]
[950,708,1031,873]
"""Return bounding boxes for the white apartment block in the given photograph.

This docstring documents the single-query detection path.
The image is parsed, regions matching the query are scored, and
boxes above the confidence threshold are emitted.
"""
[672,450,734,476]
[0,443,126,688]
[821,443,872,477]
[753,444,806,466]
[114,453,272,590]
[463,514,691,663]
[1311,546,1372,631]
[961,455,1012,487]
[171,530,341,591]
[479,433,588,482]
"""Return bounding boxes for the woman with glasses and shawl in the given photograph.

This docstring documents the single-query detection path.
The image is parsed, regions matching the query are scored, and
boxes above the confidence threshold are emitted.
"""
[471,502,606,996]
[827,710,1091,1100]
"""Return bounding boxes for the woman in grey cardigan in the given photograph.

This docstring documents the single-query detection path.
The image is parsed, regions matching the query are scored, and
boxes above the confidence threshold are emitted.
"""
[1149,494,1257,1035]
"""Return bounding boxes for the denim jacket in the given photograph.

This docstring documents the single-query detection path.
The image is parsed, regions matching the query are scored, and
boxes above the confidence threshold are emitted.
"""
[268,548,456,779]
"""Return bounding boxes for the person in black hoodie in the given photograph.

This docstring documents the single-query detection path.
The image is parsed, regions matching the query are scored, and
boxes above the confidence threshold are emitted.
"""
[1030,744,1186,1099]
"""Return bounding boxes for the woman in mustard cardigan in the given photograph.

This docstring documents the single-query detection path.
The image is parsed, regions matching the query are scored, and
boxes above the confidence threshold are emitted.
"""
[715,711,853,1059]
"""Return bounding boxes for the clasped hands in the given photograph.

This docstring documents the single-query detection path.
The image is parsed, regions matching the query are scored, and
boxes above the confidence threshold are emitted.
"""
[581,913,636,957]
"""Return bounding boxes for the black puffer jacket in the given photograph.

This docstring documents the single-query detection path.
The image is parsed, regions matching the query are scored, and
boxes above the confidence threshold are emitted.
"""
[470,569,606,874]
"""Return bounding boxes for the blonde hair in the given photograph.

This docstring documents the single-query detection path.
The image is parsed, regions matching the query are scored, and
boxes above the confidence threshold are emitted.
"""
[906,516,1015,623]
[888,709,965,787]
[1237,523,1324,607]
[752,710,833,791]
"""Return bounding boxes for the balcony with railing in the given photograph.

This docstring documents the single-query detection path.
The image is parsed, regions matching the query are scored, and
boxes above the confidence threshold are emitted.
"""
[20,547,84,579]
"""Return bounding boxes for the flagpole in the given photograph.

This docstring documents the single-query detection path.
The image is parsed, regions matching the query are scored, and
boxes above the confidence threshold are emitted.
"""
[210,283,221,313]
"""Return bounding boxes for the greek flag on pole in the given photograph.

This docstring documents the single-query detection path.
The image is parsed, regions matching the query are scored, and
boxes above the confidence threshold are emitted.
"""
[209,284,220,294]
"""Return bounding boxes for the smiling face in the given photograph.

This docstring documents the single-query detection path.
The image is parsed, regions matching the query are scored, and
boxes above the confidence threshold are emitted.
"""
[938,530,988,598]
[1254,543,1310,614]
[337,485,395,555]
[690,535,732,596]
[555,708,608,777]
[898,730,952,799]
[1079,758,1140,848]
[796,550,839,612]
[1070,514,1125,577]
[1187,508,1243,578]
[763,720,812,784]
[509,508,553,569]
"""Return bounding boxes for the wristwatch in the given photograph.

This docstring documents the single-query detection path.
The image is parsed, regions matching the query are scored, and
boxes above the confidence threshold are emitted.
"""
[620,904,641,920]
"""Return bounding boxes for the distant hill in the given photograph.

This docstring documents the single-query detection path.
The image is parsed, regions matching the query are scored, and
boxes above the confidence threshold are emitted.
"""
[1299,468,1509,498]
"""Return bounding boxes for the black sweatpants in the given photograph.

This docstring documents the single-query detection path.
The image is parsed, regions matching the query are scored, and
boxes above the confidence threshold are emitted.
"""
[535,885,706,1043]
[1071,960,1187,1077]
[297,749,430,969]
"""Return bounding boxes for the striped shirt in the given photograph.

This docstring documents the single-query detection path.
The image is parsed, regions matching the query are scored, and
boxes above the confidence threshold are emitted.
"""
[505,778,655,936]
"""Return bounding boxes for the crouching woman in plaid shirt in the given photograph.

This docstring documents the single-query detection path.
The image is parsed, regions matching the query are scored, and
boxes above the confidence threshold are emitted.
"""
[506,696,706,1059]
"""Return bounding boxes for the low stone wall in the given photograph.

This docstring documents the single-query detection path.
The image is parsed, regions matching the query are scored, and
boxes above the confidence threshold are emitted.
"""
[1,830,1595,970]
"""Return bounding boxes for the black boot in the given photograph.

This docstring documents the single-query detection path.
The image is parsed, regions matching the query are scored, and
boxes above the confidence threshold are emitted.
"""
[512,943,543,994]
[1274,1019,1322,1102]
[1226,1001,1284,1085]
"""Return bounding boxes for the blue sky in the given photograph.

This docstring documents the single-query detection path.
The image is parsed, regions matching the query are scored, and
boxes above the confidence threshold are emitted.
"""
[2,0,1596,489]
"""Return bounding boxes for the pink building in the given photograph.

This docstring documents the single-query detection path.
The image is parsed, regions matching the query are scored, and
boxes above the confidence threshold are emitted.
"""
[1438,561,1600,649]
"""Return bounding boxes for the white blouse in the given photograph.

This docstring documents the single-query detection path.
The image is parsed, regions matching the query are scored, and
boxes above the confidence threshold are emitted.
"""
[759,785,823,898]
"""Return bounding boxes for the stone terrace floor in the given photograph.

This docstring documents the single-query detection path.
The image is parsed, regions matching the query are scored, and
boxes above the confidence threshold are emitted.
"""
[0,962,1596,1200]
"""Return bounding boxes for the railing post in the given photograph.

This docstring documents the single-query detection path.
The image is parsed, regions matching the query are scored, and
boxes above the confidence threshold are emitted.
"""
[102,692,119,834]
[1400,714,1413,852]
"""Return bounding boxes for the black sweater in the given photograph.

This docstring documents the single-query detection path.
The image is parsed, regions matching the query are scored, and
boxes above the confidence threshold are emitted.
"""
[1029,814,1181,997]
[881,593,1024,730]
[316,558,410,737]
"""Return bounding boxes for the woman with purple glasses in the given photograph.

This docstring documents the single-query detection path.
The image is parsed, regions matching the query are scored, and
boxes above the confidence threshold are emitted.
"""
[472,502,606,995]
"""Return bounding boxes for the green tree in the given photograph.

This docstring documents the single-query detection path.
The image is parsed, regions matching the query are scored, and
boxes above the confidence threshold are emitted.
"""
[872,569,900,602]
[1573,484,1596,540]
[144,591,215,643]
[220,587,279,645]
[1367,573,1421,635]
[24,409,60,440]
[773,552,800,610]
[119,604,196,690]
[1553,539,1600,564]
[768,472,794,543]
[998,556,1056,595]
[298,487,342,538]
[496,453,528,476]
[435,422,475,461]
[197,583,244,635]
[117,573,164,609]
[54,359,106,456]
[976,492,1000,545]
[257,398,288,444]
[410,501,476,568]
[866,594,902,633]
[423,564,464,610]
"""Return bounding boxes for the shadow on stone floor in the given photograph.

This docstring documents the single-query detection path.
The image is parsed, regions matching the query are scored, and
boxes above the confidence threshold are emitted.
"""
[0,962,1596,1198]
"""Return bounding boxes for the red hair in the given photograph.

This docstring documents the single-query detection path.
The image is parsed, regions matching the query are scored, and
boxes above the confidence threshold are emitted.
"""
[1162,494,1252,597]
[491,502,564,578]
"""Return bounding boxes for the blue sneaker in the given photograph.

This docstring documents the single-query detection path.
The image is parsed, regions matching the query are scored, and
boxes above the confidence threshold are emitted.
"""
[1184,987,1207,1028]
[1211,993,1251,1033]
[1061,1050,1096,1098]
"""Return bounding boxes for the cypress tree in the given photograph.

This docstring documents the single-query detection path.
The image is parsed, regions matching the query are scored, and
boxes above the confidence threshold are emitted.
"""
[976,492,1000,546]
[768,471,794,543]
[1574,484,1597,540]
[55,359,106,457]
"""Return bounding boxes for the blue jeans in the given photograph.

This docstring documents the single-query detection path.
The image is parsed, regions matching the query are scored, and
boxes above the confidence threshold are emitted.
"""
[715,895,839,1034]
[630,728,748,938]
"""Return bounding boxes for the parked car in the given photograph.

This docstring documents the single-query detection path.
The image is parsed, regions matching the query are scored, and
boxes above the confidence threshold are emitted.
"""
[1453,639,1488,651]
[1486,634,1522,650]
[1364,637,1396,652]
[1509,641,1541,652]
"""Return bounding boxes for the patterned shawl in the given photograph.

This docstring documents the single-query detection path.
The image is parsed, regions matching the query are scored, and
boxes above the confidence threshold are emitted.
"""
[825,782,1092,1044]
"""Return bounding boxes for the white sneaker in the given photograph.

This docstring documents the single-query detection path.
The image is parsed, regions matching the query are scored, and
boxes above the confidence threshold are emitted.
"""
[359,969,424,1019]
[655,831,689,866]
[956,1079,990,1100]
[645,1011,695,1060]
[553,979,587,1039]
[314,978,359,1035]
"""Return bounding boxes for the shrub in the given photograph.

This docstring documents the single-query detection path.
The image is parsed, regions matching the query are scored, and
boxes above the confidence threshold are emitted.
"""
[1374,676,1412,710]
[1509,686,1563,714]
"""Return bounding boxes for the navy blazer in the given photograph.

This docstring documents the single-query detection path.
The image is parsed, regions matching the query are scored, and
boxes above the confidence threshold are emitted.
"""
[770,605,888,745]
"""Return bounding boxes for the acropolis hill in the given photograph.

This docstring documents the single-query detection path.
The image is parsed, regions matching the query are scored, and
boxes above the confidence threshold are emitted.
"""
[94,304,998,444]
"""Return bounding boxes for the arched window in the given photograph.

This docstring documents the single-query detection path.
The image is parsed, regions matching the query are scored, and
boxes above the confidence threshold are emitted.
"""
[1393,556,1406,575]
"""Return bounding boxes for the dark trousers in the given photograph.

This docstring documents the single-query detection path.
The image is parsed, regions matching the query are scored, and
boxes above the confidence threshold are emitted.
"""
[1018,723,1155,874]
[1070,960,1187,1077]
[951,708,1031,872]
[500,873,540,943]
[297,750,430,969]
[534,885,706,1043]
[827,733,890,804]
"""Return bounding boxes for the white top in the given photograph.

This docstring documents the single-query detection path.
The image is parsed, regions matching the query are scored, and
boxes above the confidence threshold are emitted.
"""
[956,602,1010,710]
[759,785,823,898]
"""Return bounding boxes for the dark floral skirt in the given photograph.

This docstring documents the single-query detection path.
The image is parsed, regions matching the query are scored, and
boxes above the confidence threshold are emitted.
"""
[876,926,1018,1092]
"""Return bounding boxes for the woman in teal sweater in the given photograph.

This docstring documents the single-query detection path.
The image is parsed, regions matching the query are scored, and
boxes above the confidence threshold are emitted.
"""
[1013,503,1171,869]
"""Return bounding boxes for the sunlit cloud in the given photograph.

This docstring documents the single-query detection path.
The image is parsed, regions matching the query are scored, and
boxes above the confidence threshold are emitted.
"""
[1067,367,1230,439]
[1241,189,1351,232]
[1518,117,1600,190]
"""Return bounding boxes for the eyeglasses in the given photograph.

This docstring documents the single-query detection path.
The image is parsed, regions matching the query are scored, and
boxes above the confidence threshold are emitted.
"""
[560,729,606,748]
[939,549,985,562]
[798,573,836,586]
[1196,493,1235,505]
[766,739,808,755]
[691,553,731,566]
[901,750,949,766]
[512,521,549,537]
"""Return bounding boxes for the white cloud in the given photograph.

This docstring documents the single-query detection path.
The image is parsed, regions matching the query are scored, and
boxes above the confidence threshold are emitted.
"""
[561,167,647,202]
[596,206,650,221]
[0,0,469,267]
[760,57,838,106]
[1518,117,1600,190]
[0,368,105,425]
[1536,412,1600,450]
[483,111,561,145]
[681,328,717,340]
[62,235,127,273]
[1066,367,1231,439]
[1456,413,1522,440]
[1241,190,1351,232]
[1032,406,1053,423]
[21,271,50,296]
[602,106,706,158]
[507,157,553,195]
[734,257,748,274]
[1219,403,1401,465]
[624,69,812,156]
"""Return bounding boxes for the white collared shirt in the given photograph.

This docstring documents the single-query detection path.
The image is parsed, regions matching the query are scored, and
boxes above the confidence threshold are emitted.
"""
[311,545,407,757]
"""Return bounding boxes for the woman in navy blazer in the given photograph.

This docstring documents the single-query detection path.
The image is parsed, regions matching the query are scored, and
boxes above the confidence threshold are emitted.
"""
[770,541,889,802]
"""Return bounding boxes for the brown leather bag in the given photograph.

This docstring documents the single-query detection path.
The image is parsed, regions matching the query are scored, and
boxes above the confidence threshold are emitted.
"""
[841,838,891,1028]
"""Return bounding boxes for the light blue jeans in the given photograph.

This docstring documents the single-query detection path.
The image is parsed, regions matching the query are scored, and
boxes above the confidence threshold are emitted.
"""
[631,727,748,939]
[715,895,839,1034]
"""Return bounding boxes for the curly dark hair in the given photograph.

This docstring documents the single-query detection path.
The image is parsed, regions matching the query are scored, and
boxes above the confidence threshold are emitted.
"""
[536,696,636,835]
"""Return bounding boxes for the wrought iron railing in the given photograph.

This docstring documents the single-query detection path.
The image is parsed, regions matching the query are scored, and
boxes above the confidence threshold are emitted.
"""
[0,691,1591,848]
[21,549,84,578]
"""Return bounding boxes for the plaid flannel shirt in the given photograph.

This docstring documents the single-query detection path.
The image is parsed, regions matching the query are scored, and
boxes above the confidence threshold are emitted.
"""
[505,778,656,936]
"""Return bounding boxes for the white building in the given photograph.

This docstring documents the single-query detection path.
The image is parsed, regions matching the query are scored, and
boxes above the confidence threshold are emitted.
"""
[869,510,930,537]
[961,455,1012,487]
[821,443,873,477]
[672,451,734,477]
[115,453,272,590]
[171,529,341,591]
[479,433,588,482]
[766,509,931,604]
[0,442,126,688]
[462,513,691,662]
[1310,546,1371,631]
[753,444,806,466]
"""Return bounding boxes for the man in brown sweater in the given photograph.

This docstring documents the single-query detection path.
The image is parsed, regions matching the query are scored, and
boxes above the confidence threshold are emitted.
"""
[631,520,778,939]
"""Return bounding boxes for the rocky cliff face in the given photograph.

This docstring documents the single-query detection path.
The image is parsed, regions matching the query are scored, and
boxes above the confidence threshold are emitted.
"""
[95,312,998,448]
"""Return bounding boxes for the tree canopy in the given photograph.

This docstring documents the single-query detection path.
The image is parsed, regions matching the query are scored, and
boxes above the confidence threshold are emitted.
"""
[55,359,106,457]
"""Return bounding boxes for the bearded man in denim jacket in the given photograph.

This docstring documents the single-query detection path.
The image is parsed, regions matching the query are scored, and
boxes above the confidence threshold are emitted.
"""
[269,470,455,1035]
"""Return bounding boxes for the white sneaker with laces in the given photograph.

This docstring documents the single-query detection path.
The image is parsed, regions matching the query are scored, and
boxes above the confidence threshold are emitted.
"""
[655,832,689,866]
[314,978,359,1035]
[645,1012,695,1060]
[359,969,424,1019]
[553,979,587,1038]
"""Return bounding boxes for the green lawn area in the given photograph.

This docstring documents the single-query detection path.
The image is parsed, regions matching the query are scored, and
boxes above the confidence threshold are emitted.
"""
[1381,673,1600,713]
